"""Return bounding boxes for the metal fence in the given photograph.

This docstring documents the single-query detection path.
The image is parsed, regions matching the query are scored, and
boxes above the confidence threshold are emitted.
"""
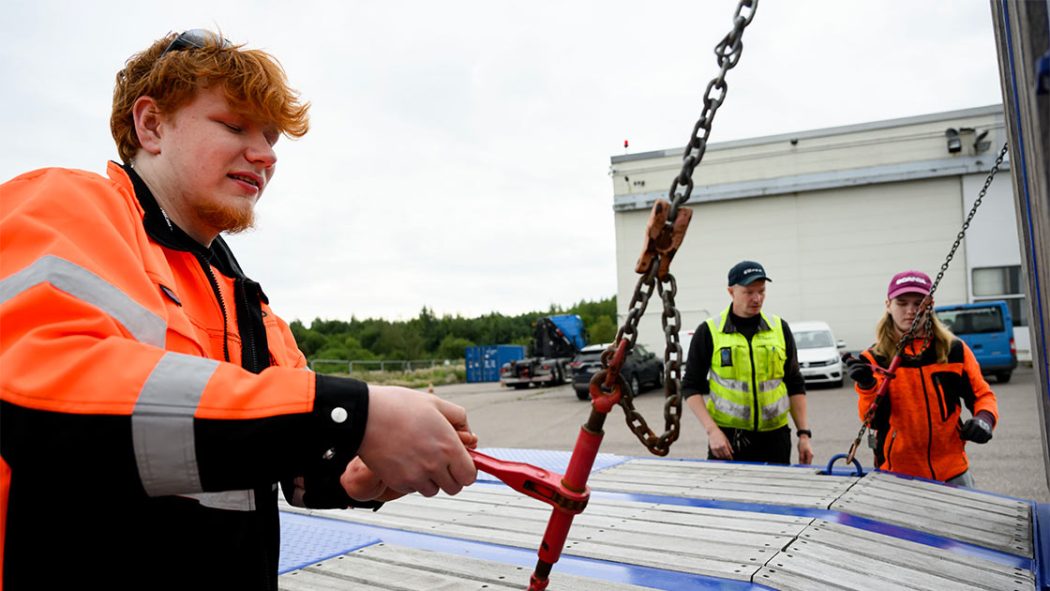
[308,359,450,374]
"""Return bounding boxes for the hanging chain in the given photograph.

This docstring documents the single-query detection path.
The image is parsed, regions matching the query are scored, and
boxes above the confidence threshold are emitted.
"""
[608,0,758,456]
[850,142,1009,450]
[904,142,1010,358]
[668,0,758,221]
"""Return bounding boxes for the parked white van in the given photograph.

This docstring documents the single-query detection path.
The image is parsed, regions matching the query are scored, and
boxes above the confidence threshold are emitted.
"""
[792,321,846,387]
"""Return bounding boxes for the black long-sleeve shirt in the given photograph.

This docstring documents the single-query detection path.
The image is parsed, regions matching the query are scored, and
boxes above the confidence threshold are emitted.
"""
[681,309,806,398]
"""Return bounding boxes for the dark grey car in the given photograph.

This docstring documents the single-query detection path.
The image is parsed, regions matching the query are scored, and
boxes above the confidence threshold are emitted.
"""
[570,343,664,401]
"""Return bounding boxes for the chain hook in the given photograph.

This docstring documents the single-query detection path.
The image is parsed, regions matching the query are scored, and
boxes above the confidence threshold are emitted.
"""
[636,199,694,281]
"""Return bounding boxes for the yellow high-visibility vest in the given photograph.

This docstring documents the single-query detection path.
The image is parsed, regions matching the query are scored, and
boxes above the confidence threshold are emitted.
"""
[706,306,790,431]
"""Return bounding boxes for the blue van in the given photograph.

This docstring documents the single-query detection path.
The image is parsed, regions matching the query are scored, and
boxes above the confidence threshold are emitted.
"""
[934,301,1017,383]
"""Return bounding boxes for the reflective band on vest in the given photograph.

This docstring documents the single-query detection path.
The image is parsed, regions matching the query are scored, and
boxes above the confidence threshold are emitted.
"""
[710,392,751,421]
[759,378,783,393]
[761,395,790,421]
[0,255,166,347]
[706,308,790,431]
[710,372,750,394]
[132,352,218,497]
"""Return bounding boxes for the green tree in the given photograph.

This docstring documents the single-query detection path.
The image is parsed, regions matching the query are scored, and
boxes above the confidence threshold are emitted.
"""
[373,322,425,359]
[588,315,617,344]
[289,294,617,363]
[343,336,376,360]
[289,320,332,357]
[437,335,474,360]
[314,344,350,360]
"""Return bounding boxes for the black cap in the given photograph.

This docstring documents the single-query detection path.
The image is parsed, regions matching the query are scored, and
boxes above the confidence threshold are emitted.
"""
[728,260,771,286]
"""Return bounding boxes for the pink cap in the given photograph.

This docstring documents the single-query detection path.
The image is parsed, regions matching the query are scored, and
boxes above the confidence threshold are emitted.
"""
[887,270,932,299]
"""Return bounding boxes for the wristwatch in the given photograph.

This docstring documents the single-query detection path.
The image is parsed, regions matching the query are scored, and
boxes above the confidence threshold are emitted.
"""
[797,429,812,438]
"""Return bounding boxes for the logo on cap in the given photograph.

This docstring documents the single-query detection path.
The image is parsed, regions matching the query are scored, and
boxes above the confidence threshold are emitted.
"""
[728,260,771,286]
[895,275,928,286]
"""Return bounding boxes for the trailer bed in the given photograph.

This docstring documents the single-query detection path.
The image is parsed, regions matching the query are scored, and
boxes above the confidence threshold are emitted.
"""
[277,449,1042,590]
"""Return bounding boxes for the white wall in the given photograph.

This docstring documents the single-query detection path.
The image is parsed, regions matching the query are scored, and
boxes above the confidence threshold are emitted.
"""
[616,178,969,356]
[612,106,1017,361]
[962,166,1031,358]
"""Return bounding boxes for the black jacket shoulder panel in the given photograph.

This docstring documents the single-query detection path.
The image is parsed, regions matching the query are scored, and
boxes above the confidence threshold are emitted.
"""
[947,338,965,364]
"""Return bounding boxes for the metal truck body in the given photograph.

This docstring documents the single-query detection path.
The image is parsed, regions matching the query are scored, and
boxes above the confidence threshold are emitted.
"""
[499,315,586,389]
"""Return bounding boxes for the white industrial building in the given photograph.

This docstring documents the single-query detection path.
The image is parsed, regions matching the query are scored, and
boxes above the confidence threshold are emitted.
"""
[609,105,1030,362]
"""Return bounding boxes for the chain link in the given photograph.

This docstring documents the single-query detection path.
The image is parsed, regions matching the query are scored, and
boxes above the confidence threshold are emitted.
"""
[668,0,757,223]
[610,0,758,456]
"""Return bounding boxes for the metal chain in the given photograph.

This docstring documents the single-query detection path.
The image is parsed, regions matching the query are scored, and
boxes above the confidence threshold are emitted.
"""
[896,141,1009,360]
[618,273,684,455]
[668,0,757,223]
[852,142,1009,441]
[610,0,758,456]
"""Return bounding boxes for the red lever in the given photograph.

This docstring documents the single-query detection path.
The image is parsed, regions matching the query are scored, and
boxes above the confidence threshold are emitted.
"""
[469,425,604,591]
[468,450,589,514]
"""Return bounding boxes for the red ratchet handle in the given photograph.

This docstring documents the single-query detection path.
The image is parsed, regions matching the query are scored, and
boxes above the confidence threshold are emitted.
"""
[469,425,604,591]
[469,340,628,589]
[468,450,589,514]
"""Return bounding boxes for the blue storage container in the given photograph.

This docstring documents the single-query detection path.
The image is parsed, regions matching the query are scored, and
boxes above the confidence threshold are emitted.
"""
[466,345,526,383]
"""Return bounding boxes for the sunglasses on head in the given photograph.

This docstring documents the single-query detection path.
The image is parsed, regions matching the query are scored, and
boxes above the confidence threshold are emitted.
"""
[160,29,232,57]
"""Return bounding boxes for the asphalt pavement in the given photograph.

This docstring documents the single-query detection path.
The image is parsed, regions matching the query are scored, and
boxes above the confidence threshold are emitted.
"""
[435,366,1050,503]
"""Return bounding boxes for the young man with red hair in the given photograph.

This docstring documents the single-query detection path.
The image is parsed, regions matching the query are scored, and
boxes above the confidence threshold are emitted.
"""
[0,30,477,588]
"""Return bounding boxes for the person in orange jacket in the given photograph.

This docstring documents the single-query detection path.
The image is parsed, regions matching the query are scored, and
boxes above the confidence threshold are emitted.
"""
[846,270,999,487]
[0,30,477,589]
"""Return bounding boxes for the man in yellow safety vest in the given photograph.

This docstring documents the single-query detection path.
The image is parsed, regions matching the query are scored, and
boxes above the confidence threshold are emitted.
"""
[681,261,814,464]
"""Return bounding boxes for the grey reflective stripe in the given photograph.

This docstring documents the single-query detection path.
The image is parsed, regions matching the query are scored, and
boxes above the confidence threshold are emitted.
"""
[758,378,783,393]
[133,352,219,496]
[710,393,751,421]
[0,255,165,347]
[712,310,731,333]
[761,395,791,421]
[710,371,749,393]
[180,490,256,512]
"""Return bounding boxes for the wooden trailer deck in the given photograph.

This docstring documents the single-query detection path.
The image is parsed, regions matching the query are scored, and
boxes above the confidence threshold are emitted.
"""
[276,449,1042,590]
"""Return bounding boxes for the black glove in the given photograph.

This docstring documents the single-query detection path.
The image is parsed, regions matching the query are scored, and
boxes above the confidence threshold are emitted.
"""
[960,411,994,444]
[844,354,876,389]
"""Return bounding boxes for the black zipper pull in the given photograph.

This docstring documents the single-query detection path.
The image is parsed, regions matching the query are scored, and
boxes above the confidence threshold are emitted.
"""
[159,284,182,306]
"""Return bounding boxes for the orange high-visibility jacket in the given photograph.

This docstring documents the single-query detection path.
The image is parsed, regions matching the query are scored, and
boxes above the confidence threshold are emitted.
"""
[1,162,369,589]
[856,338,999,482]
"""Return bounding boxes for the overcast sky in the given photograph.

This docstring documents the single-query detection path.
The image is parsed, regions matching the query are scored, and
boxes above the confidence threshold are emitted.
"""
[0,1,1003,324]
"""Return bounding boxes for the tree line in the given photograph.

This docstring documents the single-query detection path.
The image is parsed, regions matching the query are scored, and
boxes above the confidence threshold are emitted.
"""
[289,296,618,362]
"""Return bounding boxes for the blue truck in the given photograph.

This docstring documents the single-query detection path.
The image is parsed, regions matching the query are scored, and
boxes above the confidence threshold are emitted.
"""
[934,300,1018,383]
[499,315,586,389]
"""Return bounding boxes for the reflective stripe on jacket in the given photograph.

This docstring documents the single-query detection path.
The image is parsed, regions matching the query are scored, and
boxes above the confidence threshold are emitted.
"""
[856,338,999,482]
[706,307,790,431]
[0,163,369,588]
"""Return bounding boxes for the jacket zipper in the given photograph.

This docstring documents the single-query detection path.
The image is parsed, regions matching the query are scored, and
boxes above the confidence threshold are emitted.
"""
[237,279,261,373]
[919,365,937,480]
[886,429,897,470]
[748,340,758,431]
[198,256,230,363]
[932,374,949,422]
